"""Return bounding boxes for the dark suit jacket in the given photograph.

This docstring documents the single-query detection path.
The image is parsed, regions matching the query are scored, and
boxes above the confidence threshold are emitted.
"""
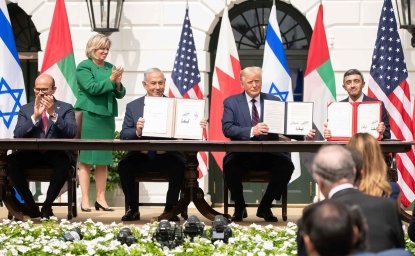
[341,94,391,139]
[120,96,185,162]
[222,92,281,141]
[14,99,76,140]
[331,188,405,252]
[13,99,76,161]
[222,92,299,165]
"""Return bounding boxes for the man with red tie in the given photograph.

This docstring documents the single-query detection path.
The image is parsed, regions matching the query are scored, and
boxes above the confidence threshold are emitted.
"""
[8,74,76,219]
[222,66,315,222]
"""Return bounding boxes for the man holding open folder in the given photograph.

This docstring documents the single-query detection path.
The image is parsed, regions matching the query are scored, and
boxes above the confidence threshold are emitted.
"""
[222,66,315,222]
[118,67,207,222]
[118,68,184,222]
[324,69,390,140]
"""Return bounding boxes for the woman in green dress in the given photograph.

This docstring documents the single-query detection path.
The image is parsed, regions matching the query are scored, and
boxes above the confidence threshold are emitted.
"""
[75,34,126,211]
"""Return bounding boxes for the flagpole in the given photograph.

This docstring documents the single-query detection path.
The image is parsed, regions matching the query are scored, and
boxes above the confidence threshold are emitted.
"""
[273,0,275,5]
[186,0,188,9]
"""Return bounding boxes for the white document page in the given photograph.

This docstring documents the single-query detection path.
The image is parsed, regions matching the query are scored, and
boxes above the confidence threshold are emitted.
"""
[357,102,381,138]
[142,97,175,137]
[285,102,313,135]
[174,99,205,140]
[263,100,285,134]
[327,102,353,138]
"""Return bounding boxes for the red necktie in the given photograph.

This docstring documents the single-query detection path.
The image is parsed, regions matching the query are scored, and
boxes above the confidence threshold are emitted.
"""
[42,110,48,134]
[251,99,260,126]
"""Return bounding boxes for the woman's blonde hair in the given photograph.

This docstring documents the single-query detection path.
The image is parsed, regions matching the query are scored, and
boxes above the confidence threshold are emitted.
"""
[347,133,391,197]
[85,34,111,59]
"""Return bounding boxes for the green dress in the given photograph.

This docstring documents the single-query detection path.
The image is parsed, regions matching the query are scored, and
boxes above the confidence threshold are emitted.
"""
[75,59,126,165]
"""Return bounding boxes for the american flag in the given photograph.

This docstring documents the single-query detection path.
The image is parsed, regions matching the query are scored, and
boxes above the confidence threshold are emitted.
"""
[368,0,415,206]
[171,8,207,177]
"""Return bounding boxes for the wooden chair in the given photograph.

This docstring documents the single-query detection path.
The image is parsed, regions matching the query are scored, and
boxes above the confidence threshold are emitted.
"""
[126,170,188,219]
[223,170,288,221]
[8,111,82,220]
[23,165,77,219]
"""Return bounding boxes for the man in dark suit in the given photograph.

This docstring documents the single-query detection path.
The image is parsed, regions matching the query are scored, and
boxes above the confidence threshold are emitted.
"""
[8,74,76,219]
[222,66,315,222]
[119,67,205,222]
[308,145,405,253]
[324,68,390,140]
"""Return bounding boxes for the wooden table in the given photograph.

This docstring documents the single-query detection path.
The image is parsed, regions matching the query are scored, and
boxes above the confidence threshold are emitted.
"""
[0,139,412,221]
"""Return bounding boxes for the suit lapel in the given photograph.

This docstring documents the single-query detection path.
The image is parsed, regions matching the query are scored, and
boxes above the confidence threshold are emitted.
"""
[237,92,251,126]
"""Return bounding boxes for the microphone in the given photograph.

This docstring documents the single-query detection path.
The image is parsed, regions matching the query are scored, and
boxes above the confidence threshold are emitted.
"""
[62,227,82,242]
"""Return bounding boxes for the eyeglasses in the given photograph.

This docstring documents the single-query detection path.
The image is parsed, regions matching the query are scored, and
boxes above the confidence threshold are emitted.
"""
[33,88,51,93]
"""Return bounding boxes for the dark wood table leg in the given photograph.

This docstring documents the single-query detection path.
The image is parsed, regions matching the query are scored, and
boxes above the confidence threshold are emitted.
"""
[157,151,230,221]
[0,150,23,220]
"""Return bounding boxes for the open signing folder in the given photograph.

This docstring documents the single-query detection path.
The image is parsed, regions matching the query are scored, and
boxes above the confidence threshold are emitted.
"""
[142,97,205,140]
[327,101,382,140]
[263,101,313,136]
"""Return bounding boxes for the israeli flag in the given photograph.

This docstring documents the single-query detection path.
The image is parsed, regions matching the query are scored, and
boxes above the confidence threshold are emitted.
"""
[0,0,26,138]
[262,3,301,182]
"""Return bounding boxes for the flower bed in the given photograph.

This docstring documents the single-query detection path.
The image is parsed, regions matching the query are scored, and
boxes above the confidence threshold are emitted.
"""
[0,218,413,255]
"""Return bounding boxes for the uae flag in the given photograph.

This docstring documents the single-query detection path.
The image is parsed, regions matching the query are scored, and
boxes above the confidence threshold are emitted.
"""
[303,3,336,140]
[40,0,77,104]
[209,6,241,170]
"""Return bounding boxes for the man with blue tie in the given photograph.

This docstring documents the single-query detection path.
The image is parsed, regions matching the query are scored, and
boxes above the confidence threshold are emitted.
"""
[222,66,315,222]
[8,74,76,219]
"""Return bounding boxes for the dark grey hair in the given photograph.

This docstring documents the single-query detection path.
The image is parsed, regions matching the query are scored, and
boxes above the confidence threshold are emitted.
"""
[312,145,356,184]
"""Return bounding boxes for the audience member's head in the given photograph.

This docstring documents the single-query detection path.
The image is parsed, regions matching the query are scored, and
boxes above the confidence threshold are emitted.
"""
[311,145,356,197]
[301,200,357,256]
[347,133,391,197]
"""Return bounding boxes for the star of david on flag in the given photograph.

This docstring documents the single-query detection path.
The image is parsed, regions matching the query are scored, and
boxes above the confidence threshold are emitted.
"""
[0,78,24,129]
[261,2,301,183]
[0,0,26,138]
[268,82,289,101]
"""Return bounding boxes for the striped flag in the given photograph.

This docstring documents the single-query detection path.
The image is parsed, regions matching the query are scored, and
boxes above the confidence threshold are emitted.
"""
[170,8,207,177]
[261,3,301,182]
[0,0,26,138]
[40,0,77,104]
[209,6,241,170]
[304,3,336,140]
[367,0,415,207]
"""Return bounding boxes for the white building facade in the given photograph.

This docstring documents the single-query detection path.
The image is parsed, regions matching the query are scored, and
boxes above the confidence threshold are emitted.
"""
[9,0,415,205]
